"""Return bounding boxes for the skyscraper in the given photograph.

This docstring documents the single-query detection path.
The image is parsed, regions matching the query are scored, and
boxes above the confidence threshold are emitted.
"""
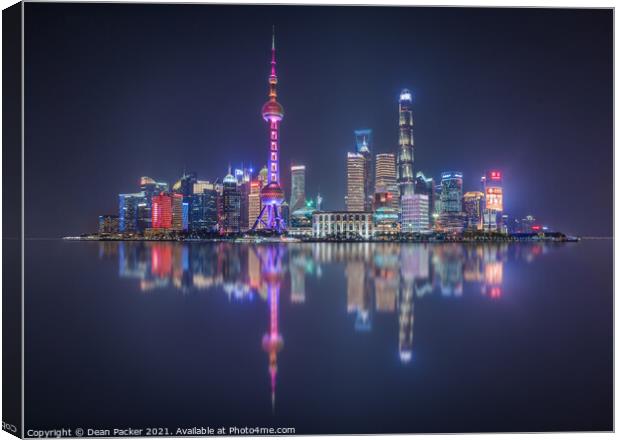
[463,191,484,230]
[437,171,466,232]
[222,169,241,233]
[397,90,415,196]
[248,180,263,230]
[152,193,173,229]
[346,152,365,212]
[289,165,306,213]
[415,172,435,226]
[171,193,184,231]
[355,129,373,212]
[482,170,503,231]
[118,192,146,233]
[189,189,218,232]
[440,171,463,213]
[409,194,430,233]
[375,153,399,210]
[254,28,286,232]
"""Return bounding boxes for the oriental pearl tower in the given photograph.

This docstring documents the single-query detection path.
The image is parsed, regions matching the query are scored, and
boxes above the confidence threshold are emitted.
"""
[252,27,286,233]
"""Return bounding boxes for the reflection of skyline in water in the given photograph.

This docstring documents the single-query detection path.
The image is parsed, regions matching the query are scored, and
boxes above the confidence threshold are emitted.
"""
[99,241,548,410]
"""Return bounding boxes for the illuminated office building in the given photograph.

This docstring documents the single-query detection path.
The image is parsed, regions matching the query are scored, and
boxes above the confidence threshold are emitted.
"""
[222,169,241,233]
[118,192,146,233]
[346,152,366,212]
[437,171,466,233]
[373,207,400,237]
[397,89,415,227]
[354,129,373,212]
[193,180,214,194]
[482,170,504,231]
[152,193,173,229]
[98,215,119,234]
[415,171,435,226]
[248,180,263,230]
[409,194,430,233]
[171,193,184,231]
[463,191,484,230]
[439,171,463,213]
[375,153,399,210]
[289,165,306,213]
[190,189,218,232]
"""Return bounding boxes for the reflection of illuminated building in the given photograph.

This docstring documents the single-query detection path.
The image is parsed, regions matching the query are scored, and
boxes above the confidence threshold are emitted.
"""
[346,261,371,331]
[107,240,550,380]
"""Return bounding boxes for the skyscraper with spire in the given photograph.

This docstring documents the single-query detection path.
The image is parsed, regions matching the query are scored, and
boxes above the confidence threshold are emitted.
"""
[252,27,286,233]
[398,89,416,232]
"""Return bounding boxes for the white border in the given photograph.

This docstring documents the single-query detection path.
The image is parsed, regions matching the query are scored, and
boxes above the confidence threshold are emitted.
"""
[0,2,616,440]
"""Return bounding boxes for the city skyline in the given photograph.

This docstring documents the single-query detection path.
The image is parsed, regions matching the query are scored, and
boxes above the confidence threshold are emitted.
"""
[25,4,612,237]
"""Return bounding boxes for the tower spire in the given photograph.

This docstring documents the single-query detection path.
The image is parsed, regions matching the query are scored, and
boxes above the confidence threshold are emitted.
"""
[270,25,277,83]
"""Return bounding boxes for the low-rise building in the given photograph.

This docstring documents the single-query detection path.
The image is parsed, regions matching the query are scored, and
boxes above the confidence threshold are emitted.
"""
[313,211,373,239]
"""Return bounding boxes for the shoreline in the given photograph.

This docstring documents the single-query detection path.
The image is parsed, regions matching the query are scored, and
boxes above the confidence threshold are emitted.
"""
[63,232,581,244]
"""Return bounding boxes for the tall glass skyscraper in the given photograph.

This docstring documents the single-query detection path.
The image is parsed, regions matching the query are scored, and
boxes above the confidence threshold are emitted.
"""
[397,90,415,197]
[440,172,463,212]
[397,90,415,232]
[355,129,373,212]
[289,165,306,213]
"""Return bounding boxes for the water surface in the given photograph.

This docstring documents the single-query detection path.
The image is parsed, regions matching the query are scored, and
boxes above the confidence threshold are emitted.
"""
[25,240,613,434]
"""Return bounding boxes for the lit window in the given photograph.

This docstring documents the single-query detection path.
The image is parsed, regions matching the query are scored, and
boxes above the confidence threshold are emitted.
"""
[271,173,277,181]
[271,131,277,140]
[271,152,277,161]
[271,163,277,172]
[271,142,277,150]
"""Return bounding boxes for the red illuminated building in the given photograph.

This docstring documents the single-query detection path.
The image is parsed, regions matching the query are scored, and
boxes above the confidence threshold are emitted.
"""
[152,194,173,229]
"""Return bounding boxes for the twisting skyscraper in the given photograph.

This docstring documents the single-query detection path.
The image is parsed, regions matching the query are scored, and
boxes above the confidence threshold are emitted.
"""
[398,89,415,232]
[253,28,286,233]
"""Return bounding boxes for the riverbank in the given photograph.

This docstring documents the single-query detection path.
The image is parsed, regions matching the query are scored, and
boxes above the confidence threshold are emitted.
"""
[63,231,580,243]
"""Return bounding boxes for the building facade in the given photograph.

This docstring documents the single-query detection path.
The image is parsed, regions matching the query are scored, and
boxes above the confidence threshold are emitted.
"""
[118,192,146,233]
[409,193,430,233]
[190,189,218,232]
[152,193,173,229]
[289,165,306,213]
[98,215,119,234]
[313,211,374,239]
[355,129,373,212]
[222,171,241,233]
[397,89,415,228]
[463,191,484,230]
[375,153,399,210]
[346,152,366,212]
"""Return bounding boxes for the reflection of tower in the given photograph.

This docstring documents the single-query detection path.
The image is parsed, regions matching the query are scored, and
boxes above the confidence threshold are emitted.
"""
[253,28,286,233]
[346,260,371,331]
[257,245,285,411]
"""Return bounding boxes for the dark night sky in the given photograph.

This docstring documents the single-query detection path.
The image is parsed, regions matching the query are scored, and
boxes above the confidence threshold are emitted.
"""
[24,3,612,237]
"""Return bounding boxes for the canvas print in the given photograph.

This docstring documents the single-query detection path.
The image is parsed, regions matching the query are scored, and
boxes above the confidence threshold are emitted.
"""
[2,2,613,437]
